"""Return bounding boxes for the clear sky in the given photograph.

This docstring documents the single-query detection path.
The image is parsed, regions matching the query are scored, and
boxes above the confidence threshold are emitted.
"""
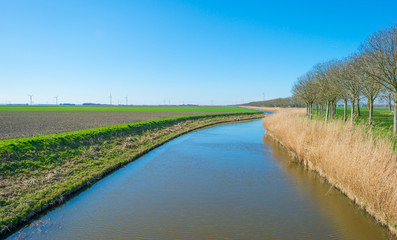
[1,0,396,105]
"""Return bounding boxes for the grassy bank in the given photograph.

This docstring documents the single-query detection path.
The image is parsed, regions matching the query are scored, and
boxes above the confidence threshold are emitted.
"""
[262,109,397,236]
[312,106,394,136]
[0,112,263,237]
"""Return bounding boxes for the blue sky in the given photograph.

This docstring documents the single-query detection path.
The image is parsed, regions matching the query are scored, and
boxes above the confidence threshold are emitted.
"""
[0,0,396,105]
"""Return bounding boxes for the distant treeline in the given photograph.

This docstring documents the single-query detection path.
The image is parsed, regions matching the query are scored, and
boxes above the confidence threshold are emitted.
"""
[243,97,304,107]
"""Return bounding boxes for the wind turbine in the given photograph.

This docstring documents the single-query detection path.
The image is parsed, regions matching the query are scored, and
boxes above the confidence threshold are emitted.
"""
[109,93,112,105]
[28,94,34,105]
[125,96,128,106]
[54,96,58,105]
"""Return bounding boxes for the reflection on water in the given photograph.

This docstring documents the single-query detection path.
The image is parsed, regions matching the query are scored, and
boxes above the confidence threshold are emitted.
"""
[8,120,394,240]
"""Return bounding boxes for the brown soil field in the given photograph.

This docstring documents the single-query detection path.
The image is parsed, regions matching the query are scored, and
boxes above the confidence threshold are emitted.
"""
[0,111,216,140]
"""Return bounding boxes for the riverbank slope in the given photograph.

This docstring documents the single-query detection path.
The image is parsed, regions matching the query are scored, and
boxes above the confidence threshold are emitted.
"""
[262,108,397,236]
[0,112,263,237]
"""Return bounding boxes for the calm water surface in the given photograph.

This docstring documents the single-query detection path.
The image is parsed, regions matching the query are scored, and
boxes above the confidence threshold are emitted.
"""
[8,120,394,239]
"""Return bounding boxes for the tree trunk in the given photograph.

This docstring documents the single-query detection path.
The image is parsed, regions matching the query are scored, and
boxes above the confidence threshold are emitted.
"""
[306,104,309,118]
[351,99,355,125]
[389,94,392,111]
[369,99,373,125]
[330,101,334,119]
[394,101,397,136]
[305,104,307,117]
[333,102,336,116]
[316,104,318,115]
[310,104,313,120]
[325,102,329,122]
[357,99,361,117]
[343,99,347,122]
[394,95,397,136]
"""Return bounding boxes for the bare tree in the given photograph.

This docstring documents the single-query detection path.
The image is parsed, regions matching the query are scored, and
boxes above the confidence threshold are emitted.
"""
[315,60,342,122]
[338,56,362,125]
[357,54,382,124]
[333,61,349,121]
[332,60,350,121]
[292,72,318,119]
[359,24,397,134]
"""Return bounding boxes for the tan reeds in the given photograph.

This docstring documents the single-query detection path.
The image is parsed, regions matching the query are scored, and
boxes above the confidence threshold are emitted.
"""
[263,109,397,234]
[241,106,295,113]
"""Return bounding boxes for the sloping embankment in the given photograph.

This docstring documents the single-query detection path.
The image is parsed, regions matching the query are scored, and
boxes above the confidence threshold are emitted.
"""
[263,109,397,236]
[0,112,263,237]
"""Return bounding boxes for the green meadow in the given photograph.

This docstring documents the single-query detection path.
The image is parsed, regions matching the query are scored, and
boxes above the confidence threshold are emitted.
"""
[313,106,395,137]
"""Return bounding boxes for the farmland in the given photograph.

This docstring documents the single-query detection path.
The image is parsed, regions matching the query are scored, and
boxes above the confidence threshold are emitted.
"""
[0,106,255,112]
[0,106,256,140]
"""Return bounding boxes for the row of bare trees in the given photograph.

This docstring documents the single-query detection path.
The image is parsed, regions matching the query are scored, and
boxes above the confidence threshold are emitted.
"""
[292,23,397,135]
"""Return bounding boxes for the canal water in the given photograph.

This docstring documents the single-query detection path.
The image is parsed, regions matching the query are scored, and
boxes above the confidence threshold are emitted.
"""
[8,120,394,239]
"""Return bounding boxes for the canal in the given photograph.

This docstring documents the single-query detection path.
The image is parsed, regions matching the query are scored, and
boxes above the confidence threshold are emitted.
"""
[8,119,393,239]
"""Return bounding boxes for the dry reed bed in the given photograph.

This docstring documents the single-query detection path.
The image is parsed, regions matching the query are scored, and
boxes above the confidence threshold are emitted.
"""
[241,106,291,113]
[263,109,397,235]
